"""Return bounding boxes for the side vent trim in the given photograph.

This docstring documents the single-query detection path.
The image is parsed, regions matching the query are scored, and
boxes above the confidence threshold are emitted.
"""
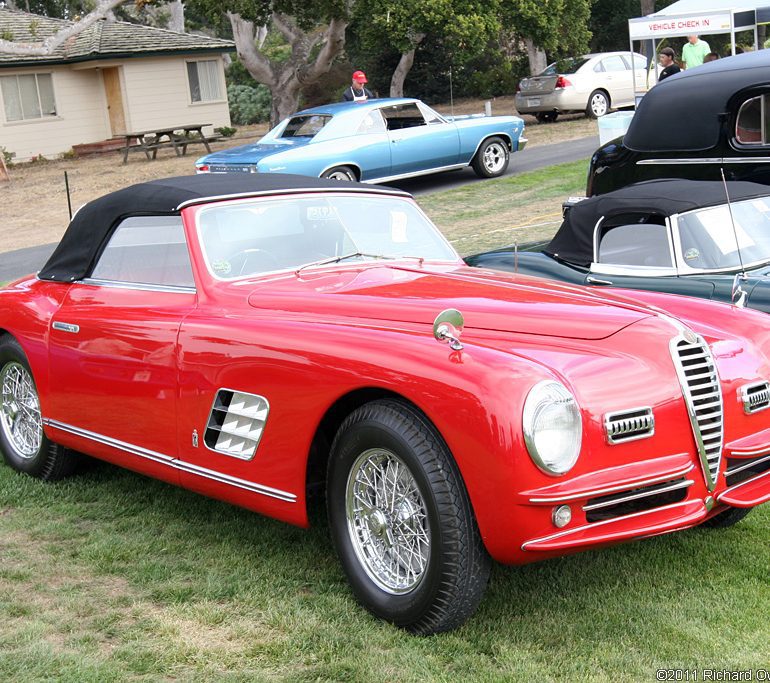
[604,407,654,444]
[740,381,770,414]
[204,389,270,460]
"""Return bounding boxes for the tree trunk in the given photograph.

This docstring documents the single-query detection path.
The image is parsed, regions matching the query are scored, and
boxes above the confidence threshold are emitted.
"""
[228,11,348,124]
[640,0,655,16]
[166,1,185,33]
[525,39,547,75]
[390,33,424,98]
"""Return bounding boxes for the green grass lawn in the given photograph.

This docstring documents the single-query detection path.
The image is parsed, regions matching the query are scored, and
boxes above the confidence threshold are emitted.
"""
[1,161,769,681]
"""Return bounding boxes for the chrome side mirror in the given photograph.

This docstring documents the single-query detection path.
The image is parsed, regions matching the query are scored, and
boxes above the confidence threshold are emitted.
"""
[433,309,464,351]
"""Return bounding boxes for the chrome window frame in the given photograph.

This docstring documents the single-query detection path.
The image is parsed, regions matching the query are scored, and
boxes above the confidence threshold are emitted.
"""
[590,215,678,276]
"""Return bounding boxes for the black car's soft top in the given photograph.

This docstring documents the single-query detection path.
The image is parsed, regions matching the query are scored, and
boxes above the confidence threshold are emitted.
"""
[38,174,409,282]
[545,179,770,267]
[624,49,770,154]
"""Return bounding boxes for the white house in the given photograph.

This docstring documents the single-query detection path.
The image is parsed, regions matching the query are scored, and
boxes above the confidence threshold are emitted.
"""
[0,8,234,162]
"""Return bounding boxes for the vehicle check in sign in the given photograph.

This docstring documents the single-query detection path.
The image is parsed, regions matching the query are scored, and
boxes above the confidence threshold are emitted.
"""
[629,12,732,39]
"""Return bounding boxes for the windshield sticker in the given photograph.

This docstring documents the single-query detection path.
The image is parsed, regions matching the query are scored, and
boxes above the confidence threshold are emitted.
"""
[684,248,700,261]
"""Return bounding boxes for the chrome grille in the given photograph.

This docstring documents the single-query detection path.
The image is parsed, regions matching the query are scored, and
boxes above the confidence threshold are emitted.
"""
[204,389,270,460]
[604,407,654,444]
[670,334,724,491]
[740,381,770,414]
[208,164,255,174]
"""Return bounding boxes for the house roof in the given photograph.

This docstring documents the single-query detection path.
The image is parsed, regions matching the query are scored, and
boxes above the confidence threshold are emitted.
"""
[0,8,234,67]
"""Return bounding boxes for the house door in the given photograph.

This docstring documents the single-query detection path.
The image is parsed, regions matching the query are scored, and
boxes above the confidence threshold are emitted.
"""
[103,67,126,135]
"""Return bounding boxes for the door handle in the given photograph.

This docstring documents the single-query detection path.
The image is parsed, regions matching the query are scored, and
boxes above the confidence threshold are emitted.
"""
[586,275,613,285]
[52,321,80,333]
[391,139,401,144]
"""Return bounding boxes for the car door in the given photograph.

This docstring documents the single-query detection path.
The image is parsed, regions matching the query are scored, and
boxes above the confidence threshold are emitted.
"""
[381,102,459,175]
[351,109,392,180]
[597,54,633,108]
[46,215,196,480]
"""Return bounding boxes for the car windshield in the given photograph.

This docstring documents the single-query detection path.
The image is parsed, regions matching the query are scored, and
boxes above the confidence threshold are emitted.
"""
[196,194,459,280]
[677,196,770,270]
[538,57,590,76]
[279,114,332,138]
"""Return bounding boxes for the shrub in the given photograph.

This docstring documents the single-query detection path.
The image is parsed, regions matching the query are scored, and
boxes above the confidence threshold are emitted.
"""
[227,84,272,125]
[215,126,237,138]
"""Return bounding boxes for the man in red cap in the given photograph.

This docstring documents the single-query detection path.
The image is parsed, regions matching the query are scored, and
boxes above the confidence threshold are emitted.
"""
[342,70,374,102]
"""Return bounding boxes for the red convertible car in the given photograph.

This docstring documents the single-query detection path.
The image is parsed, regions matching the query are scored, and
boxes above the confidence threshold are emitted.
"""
[1,175,770,634]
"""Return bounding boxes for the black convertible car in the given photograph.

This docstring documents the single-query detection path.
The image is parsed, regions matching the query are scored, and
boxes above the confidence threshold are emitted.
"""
[467,179,770,310]
[587,50,770,196]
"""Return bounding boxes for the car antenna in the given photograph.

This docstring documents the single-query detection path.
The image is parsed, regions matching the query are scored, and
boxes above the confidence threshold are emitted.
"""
[64,171,72,221]
[514,238,518,274]
[449,66,454,118]
[720,167,747,308]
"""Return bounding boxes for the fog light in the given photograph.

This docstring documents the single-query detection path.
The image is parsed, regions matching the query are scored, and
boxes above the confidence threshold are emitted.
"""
[552,505,572,528]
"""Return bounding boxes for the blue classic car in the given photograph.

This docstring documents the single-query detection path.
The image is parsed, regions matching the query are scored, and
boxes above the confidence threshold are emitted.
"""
[195,98,527,183]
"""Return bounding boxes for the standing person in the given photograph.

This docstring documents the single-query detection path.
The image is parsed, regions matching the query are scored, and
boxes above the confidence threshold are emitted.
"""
[682,35,710,69]
[342,71,374,102]
[658,47,681,81]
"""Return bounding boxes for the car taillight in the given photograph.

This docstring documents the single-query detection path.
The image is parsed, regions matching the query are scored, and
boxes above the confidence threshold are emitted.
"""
[555,76,572,89]
[197,165,210,173]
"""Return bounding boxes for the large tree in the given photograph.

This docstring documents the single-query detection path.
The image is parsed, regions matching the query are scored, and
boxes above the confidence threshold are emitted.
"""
[353,0,501,97]
[188,0,353,123]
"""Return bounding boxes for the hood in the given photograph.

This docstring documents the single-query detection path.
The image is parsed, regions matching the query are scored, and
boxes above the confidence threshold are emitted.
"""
[198,138,311,165]
[245,264,652,340]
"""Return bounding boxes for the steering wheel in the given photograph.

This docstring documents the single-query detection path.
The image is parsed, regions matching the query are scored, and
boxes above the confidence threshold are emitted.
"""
[229,248,281,276]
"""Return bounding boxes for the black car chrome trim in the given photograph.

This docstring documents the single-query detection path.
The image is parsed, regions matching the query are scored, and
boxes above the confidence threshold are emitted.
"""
[51,321,80,334]
[581,479,694,512]
[79,278,196,294]
[637,157,770,166]
[521,500,704,551]
[527,460,694,504]
[42,418,296,503]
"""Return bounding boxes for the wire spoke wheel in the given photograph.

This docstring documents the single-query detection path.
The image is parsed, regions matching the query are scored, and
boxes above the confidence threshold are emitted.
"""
[0,361,42,460]
[345,448,430,594]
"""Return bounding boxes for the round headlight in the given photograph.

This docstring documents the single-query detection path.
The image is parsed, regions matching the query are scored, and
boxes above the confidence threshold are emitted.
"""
[522,380,582,475]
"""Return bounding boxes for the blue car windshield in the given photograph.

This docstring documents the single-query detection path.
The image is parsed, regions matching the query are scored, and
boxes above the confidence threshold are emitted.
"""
[196,194,459,280]
[677,196,770,270]
[280,115,332,138]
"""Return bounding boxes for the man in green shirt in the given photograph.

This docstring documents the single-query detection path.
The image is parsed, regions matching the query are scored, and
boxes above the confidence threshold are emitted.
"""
[682,35,710,69]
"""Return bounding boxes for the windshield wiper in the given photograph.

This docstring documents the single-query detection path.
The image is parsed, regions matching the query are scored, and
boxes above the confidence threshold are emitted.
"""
[295,252,427,275]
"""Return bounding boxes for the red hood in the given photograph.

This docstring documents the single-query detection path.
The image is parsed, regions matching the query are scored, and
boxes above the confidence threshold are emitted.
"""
[246,264,653,340]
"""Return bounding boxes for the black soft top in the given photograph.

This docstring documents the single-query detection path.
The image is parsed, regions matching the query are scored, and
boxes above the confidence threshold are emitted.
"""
[624,49,770,153]
[39,174,408,282]
[545,179,770,267]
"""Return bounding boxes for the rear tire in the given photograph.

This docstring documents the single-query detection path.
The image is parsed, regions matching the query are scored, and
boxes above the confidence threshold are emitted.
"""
[702,506,752,529]
[321,165,357,182]
[586,90,610,119]
[0,335,77,481]
[471,136,510,178]
[536,111,559,123]
[327,399,491,634]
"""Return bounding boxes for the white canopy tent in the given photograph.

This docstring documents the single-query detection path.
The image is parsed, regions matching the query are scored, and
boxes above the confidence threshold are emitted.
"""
[627,1,770,99]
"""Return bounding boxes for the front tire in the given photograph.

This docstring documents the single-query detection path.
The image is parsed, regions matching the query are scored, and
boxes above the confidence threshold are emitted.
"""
[471,136,510,178]
[586,90,610,118]
[0,335,77,481]
[321,165,357,182]
[327,399,491,634]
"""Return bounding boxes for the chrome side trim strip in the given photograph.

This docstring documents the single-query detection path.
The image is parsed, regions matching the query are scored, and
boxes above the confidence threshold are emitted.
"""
[729,445,770,457]
[582,479,694,512]
[79,278,196,294]
[716,467,770,500]
[637,157,770,166]
[51,321,80,334]
[43,418,296,503]
[361,163,468,184]
[725,453,770,476]
[521,500,701,551]
[527,461,694,504]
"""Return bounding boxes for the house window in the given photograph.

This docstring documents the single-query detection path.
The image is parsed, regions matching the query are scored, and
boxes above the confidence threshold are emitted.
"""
[0,73,56,122]
[187,60,224,103]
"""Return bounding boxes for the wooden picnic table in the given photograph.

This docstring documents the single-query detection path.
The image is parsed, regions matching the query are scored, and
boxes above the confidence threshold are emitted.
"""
[119,123,213,163]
